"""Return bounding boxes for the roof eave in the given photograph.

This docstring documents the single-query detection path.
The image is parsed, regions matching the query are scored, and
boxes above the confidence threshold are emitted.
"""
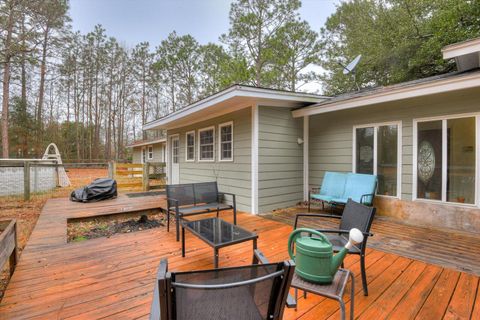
[292,71,480,118]
[143,85,328,130]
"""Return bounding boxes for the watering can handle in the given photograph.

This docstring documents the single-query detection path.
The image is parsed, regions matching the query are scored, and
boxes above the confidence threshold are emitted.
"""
[287,228,330,260]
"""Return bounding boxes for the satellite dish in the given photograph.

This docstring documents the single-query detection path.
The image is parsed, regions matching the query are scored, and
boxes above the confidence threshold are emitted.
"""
[339,54,362,90]
[342,54,362,74]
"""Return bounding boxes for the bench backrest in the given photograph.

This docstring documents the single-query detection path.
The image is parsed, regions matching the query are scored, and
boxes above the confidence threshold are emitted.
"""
[166,182,218,206]
[343,173,377,205]
[320,172,348,198]
[193,182,218,204]
[166,183,196,206]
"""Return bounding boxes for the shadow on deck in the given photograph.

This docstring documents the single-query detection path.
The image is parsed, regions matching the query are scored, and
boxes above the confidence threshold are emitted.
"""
[0,195,479,319]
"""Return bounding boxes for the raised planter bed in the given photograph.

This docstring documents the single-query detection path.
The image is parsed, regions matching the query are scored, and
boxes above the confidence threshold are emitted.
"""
[0,219,18,277]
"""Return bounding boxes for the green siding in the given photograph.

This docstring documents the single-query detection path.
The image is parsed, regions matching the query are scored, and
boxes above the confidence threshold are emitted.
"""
[309,88,480,201]
[132,142,165,164]
[168,107,252,212]
[258,106,303,212]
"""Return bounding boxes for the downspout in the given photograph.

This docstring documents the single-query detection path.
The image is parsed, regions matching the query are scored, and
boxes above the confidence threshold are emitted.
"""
[303,116,309,201]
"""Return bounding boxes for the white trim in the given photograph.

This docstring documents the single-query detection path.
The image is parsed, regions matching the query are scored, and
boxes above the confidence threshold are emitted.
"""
[144,85,326,130]
[198,126,215,162]
[476,116,480,207]
[185,130,195,162]
[167,134,179,183]
[412,112,480,207]
[303,116,309,200]
[442,37,480,59]
[292,72,480,118]
[147,145,154,160]
[251,105,259,214]
[218,121,234,162]
[127,138,166,148]
[141,146,146,164]
[353,121,402,198]
[441,120,448,202]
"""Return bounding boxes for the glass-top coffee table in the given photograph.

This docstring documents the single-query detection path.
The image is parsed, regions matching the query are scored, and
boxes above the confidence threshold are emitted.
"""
[181,217,258,268]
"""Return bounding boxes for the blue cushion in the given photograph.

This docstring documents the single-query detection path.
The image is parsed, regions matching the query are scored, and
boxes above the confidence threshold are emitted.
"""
[331,197,348,204]
[311,194,333,202]
[320,172,348,198]
[343,173,377,204]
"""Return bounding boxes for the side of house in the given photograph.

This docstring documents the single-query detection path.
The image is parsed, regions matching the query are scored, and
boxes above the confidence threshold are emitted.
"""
[258,106,304,212]
[302,87,480,233]
[129,139,166,164]
[166,107,252,212]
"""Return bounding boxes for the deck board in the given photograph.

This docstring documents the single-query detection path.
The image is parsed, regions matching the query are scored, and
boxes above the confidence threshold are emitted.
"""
[0,195,479,319]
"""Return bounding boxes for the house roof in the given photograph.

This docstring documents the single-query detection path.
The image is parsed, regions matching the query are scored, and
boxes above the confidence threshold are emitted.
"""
[442,37,480,72]
[126,138,166,148]
[292,68,480,118]
[143,84,328,130]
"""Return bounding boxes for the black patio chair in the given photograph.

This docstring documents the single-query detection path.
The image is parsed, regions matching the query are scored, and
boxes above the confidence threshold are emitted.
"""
[150,250,295,320]
[294,199,375,296]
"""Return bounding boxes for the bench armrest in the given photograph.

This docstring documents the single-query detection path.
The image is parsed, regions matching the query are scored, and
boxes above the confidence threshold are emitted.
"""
[218,192,236,203]
[253,250,297,309]
[167,198,179,212]
[294,213,341,229]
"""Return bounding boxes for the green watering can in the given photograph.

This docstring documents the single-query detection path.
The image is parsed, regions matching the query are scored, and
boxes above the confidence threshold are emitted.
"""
[288,228,364,284]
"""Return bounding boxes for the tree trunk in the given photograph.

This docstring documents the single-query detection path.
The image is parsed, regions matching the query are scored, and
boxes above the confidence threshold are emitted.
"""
[37,25,50,155]
[1,1,16,158]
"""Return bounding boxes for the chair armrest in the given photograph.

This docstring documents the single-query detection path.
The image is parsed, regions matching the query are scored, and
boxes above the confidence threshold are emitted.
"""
[253,250,297,308]
[294,213,341,229]
[315,229,374,237]
[253,249,269,264]
[360,193,375,205]
[156,259,168,278]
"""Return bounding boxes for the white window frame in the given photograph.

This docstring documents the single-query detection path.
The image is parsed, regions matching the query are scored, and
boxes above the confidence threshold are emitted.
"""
[185,130,195,162]
[218,121,234,162]
[198,126,215,162]
[353,121,402,199]
[170,134,180,165]
[147,145,153,160]
[413,112,480,207]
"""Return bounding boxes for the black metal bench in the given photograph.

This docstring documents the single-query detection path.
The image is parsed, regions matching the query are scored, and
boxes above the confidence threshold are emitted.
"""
[166,182,237,241]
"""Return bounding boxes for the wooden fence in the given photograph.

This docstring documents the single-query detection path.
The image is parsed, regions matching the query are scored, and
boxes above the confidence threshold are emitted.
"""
[0,219,18,277]
[108,162,166,191]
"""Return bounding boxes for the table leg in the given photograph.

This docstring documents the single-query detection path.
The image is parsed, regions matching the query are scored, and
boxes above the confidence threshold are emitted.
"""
[181,226,185,257]
[214,248,219,268]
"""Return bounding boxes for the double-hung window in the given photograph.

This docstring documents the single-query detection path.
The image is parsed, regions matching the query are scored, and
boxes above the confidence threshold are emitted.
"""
[198,126,215,161]
[186,131,195,161]
[148,145,153,160]
[414,114,478,205]
[219,122,233,161]
[354,122,402,197]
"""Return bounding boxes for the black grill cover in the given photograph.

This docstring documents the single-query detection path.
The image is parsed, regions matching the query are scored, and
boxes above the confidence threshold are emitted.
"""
[70,178,117,203]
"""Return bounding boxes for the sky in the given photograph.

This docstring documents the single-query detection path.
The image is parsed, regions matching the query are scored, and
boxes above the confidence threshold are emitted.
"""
[69,0,338,46]
[69,0,339,92]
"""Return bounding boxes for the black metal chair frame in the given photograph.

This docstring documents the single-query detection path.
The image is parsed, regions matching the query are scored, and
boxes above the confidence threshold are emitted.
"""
[150,250,295,320]
[166,182,237,241]
[294,199,375,296]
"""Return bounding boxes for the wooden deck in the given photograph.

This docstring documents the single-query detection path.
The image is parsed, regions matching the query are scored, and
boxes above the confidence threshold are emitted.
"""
[0,195,479,319]
[263,208,480,276]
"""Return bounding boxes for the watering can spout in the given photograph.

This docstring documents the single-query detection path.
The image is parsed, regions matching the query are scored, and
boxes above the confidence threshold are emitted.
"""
[331,228,364,274]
